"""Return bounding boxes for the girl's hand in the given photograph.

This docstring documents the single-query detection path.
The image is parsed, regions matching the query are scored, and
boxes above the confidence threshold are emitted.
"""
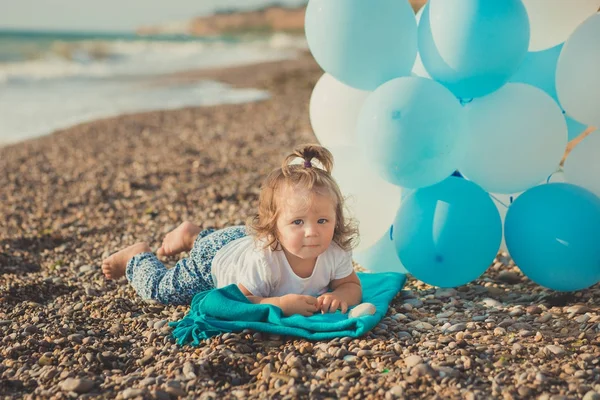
[317,293,349,314]
[279,294,318,317]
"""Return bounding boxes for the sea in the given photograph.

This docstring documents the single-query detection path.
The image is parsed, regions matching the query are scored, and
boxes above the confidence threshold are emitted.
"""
[0,28,308,146]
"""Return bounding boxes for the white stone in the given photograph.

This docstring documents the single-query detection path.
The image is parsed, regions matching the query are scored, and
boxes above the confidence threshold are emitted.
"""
[348,303,376,318]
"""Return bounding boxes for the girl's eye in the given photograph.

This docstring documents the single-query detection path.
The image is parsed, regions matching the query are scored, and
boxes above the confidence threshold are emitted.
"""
[292,220,303,225]
[318,219,328,224]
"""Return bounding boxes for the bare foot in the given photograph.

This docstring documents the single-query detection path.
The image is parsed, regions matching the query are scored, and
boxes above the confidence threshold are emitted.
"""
[156,221,201,257]
[102,242,151,280]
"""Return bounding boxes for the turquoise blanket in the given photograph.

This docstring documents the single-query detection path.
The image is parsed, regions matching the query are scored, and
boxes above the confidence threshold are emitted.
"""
[169,272,405,345]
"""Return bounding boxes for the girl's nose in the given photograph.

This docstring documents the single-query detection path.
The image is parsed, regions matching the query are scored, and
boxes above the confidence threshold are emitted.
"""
[305,224,319,236]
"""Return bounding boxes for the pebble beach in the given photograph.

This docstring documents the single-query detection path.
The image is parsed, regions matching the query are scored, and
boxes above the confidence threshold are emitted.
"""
[1,53,599,399]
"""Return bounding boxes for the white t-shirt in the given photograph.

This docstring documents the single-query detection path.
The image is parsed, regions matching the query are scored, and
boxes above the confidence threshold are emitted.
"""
[210,235,354,298]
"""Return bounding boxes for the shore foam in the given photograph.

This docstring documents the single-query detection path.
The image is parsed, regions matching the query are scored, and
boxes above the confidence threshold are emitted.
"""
[0,31,306,146]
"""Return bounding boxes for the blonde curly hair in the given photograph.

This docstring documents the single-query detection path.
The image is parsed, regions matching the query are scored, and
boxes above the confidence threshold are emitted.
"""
[247,144,359,252]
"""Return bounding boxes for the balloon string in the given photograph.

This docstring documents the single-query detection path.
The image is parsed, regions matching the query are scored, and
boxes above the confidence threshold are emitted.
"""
[546,167,563,183]
[490,194,512,209]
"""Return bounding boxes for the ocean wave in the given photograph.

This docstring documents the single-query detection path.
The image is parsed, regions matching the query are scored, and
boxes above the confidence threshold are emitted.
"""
[0,34,304,84]
[0,79,271,146]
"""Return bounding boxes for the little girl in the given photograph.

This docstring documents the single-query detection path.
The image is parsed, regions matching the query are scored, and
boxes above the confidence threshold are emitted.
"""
[101,144,362,317]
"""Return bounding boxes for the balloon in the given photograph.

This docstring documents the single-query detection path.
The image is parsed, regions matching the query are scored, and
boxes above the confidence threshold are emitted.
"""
[564,131,600,197]
[505,183,600,291]
[510,44,562,99]
[522,0,600,51]
[393,177,502,288]
[304,0,417,91]
[566,118,588,142]
[356,76,467,189]
[353,226,408,274]
[411,7,431,79]
[489,193,512,253]
[460,83,568,194]
[556,13,600,129]
[418,0,530,99]
[309,73,370,148]
[329,146,402,251]
[509,43,589,141]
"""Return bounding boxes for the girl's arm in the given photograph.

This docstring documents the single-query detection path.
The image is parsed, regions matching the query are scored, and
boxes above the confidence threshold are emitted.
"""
[237,284,318,317]
[329,271,362,306]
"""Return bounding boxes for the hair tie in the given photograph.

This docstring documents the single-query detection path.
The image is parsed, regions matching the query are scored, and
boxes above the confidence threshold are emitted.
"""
[304,160,312,168]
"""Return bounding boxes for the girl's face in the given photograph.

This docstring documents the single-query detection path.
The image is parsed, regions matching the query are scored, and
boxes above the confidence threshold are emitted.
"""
[275,186,337,261]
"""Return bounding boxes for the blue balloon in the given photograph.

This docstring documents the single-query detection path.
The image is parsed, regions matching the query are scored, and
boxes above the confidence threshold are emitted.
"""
[393,177,502,288]
[509,43,588,141]
[304,0,417,91]
[356,76,467,189]
[418,1,530,99]
[505,183,600,291]
[354,226,408,274]
[566,117,588,142]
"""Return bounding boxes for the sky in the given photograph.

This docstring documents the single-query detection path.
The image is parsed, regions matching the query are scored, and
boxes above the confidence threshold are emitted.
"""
[0,0,308,32]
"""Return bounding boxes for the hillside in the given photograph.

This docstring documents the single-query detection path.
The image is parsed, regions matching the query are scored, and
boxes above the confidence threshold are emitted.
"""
[137,1,428,36]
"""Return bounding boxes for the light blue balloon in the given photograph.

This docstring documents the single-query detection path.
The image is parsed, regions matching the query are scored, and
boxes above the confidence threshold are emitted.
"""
[505,183,600,291]
[354,226,408,274]
[509,43,588,141]
[418,1,529,99]
[304,0,417,91]
[510,44,563,99]
[393,177,502,288]
[356,76,467,189]
[556,13,600,129]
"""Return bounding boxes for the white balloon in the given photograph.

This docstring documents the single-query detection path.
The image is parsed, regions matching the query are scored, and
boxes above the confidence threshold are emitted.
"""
[460,83,568,194]
[522,0,600,51]
[556,13,600,128]
[564,131,600,197]
[490,193,511,253]
[309,73,370,148]
[329,146,402,251]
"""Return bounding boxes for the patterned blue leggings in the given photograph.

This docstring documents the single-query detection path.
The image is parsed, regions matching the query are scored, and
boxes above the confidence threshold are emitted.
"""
[125,226,247,305]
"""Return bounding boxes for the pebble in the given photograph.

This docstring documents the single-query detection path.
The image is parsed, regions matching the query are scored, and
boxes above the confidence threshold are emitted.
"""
[154,320,168,330]
[583,392,600,400]
[348,303,376,318]
[446,323,467,333]
[411,363,435,377]
[481,298,503,308]
[567,305,590,314]
[388,385,404,397]
[59,378,95,393]
[497,271,521,284]
[403,298,424,308]
[546,345,566,356]
[404,355,423,368]
[122,388,145,399]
